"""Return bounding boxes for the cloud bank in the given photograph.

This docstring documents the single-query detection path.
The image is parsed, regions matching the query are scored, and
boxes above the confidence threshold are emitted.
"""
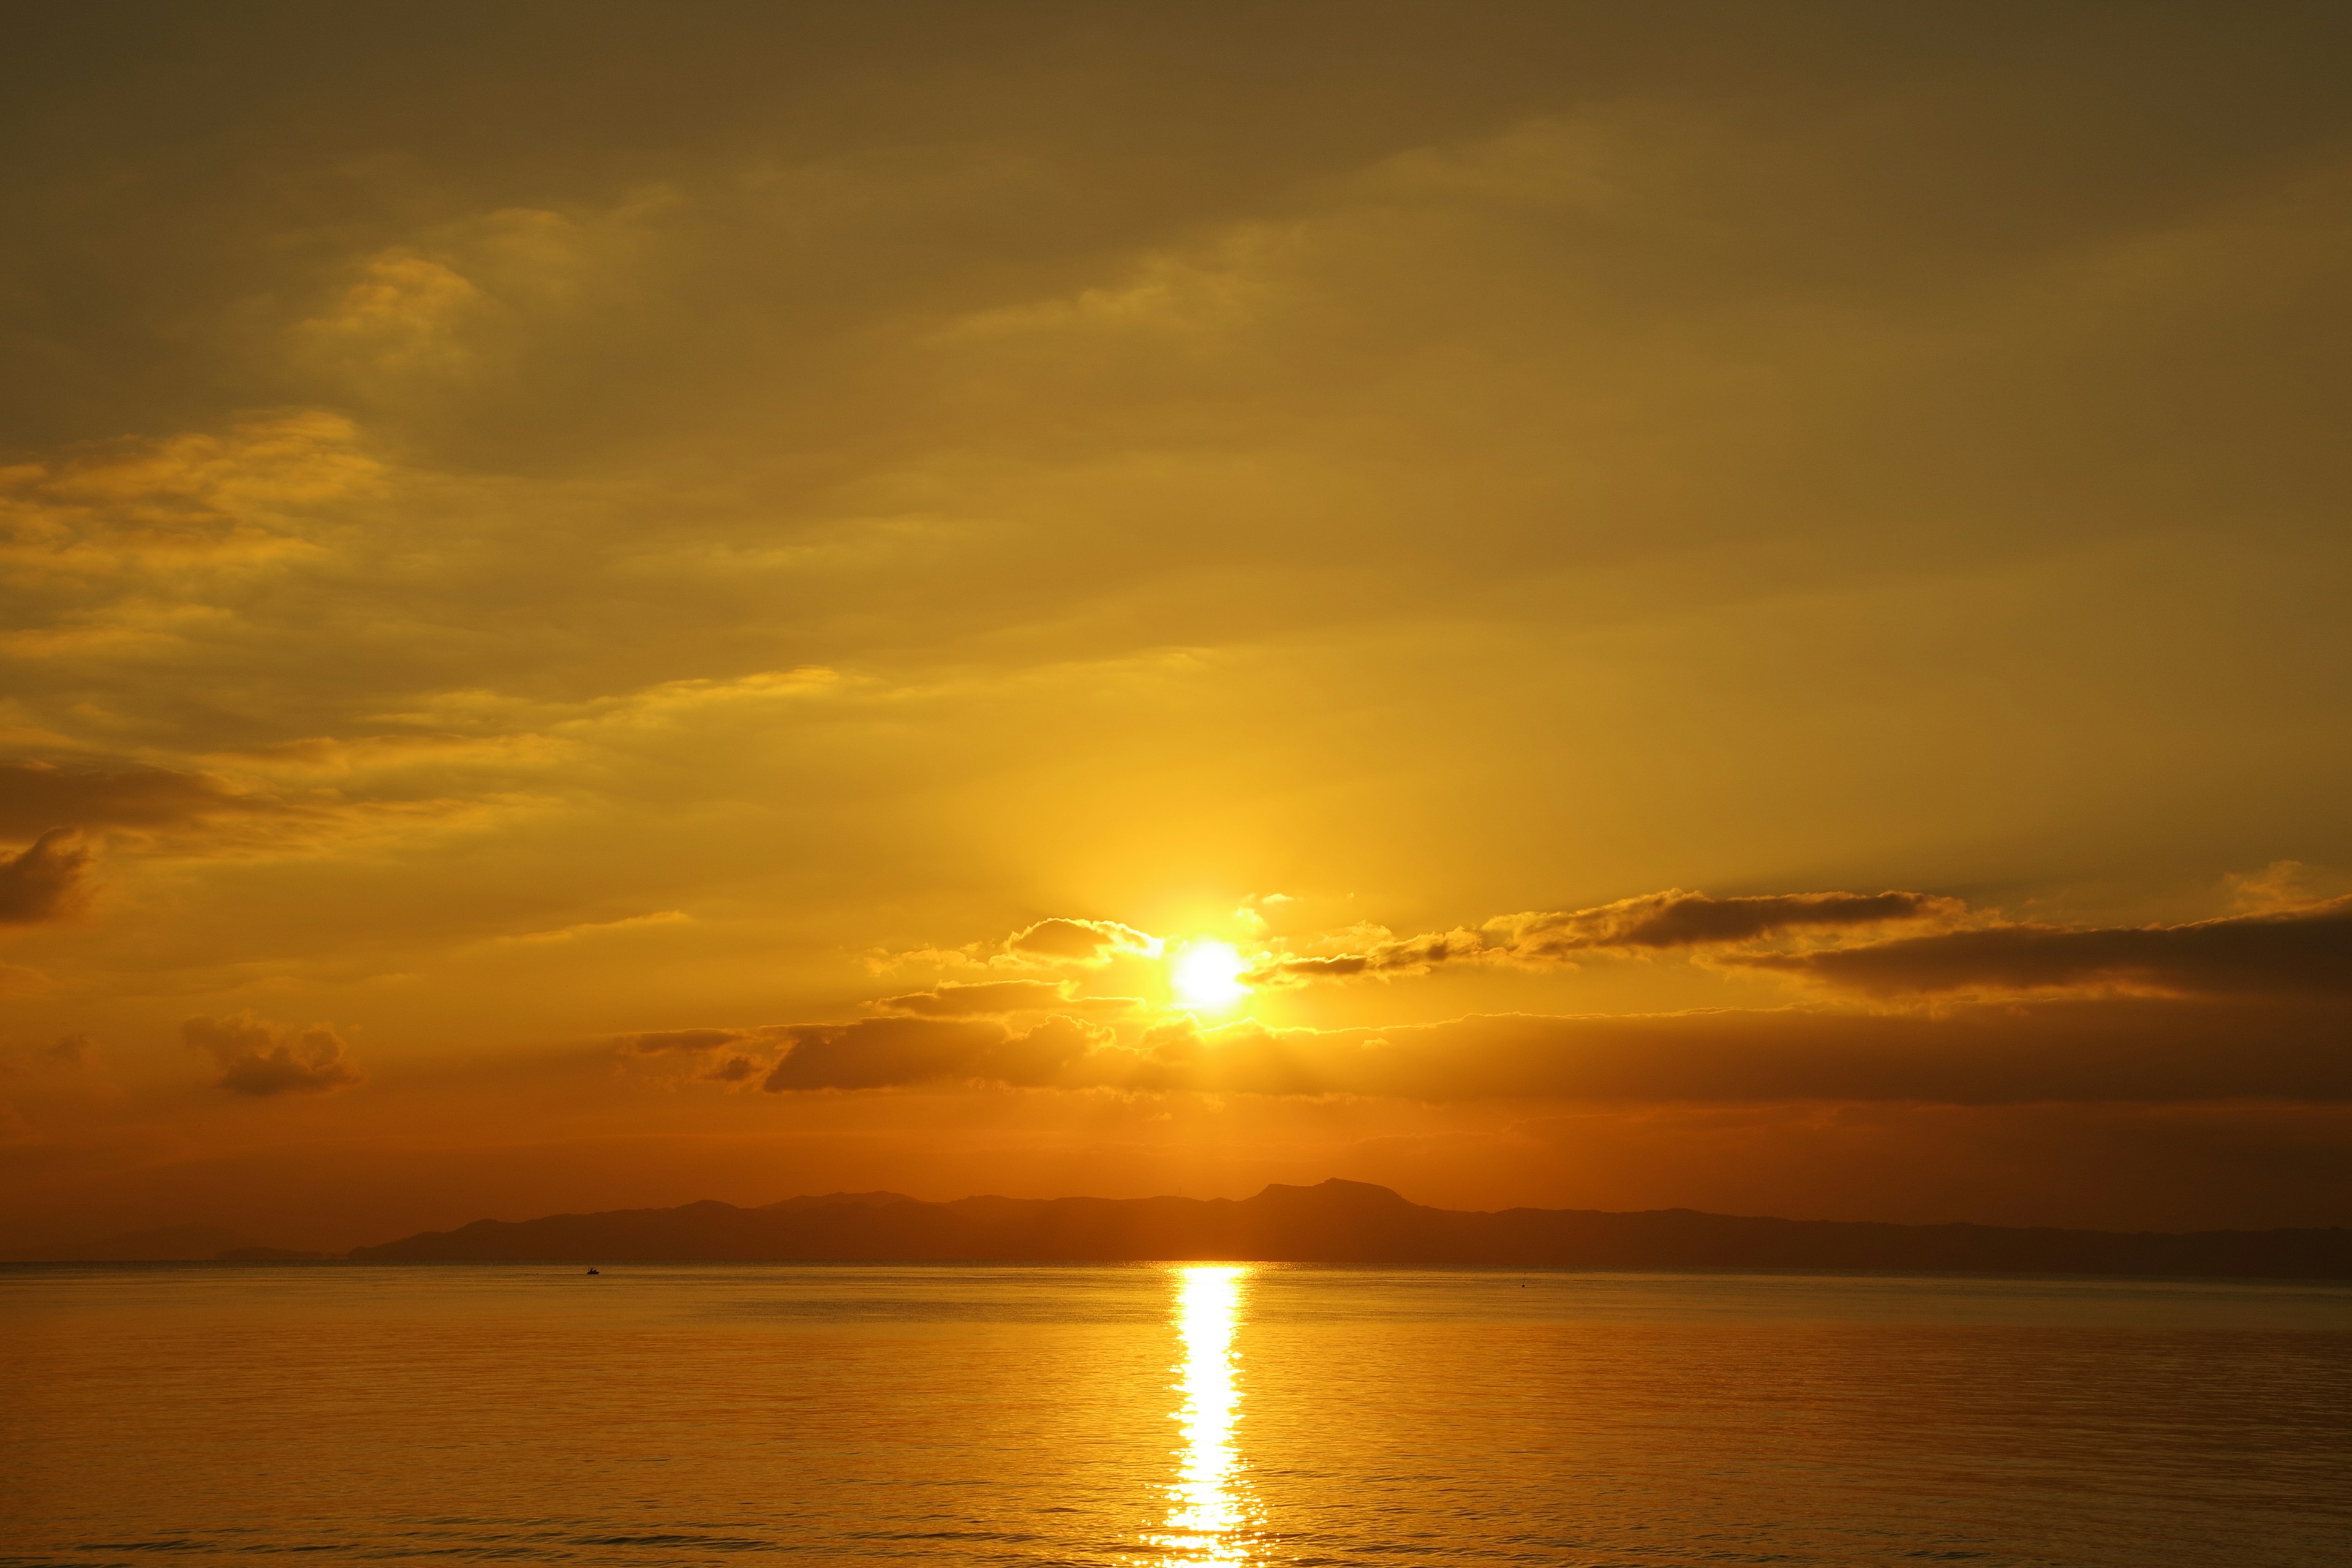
[605,887,2352,1106]
[611,995,2350,1105]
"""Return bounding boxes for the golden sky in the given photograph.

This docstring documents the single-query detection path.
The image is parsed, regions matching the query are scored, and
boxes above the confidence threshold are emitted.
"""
[4,3,2349,1252]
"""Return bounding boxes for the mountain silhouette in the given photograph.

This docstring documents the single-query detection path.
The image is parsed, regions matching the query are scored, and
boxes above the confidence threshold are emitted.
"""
[349,1180,2352,1278]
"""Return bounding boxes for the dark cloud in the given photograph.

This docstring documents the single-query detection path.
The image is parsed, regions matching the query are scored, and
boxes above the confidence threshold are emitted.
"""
[673,979,2352,1105]
[1246,889,1956,985]
[1506,890,1964,954]
[760,1014,1104,1091]
[183,1012,363,1096]
[0,760,397,859]
[0,829,88,924]
[1243,930,1480,986]
[0,763,250,839]
[1738,898,2352,999]
[1005,918,1162,963]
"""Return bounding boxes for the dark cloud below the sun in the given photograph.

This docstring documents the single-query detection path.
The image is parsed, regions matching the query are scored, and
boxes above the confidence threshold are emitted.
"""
[876,979,1072,1016]
[624,988,2352,1106]
[758,1015,1105,1091]
[1118,1001,2352,1105]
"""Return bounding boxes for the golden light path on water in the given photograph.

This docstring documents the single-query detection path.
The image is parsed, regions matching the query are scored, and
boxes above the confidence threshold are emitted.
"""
[1145,1265,1264,1564]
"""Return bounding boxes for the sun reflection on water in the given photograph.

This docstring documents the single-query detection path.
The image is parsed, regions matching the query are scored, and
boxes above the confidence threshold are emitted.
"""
[1145,1265,1264,1564]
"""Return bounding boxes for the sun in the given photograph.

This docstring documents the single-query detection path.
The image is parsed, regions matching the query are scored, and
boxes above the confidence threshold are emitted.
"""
[1169,938,1251,1012]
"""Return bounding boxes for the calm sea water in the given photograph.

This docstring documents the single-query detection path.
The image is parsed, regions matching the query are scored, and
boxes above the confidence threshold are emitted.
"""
[3,1263,2349,1567]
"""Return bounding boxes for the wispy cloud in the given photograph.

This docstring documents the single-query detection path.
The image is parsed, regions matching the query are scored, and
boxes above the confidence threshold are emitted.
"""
[1243,889,1961,986]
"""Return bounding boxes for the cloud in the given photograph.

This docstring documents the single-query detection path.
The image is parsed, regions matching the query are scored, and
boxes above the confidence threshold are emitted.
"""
[761,1014,1106,1090]
[1003,918,1164,964]
[0,760,439,856]
[0,412,375,579]
[1244,888,1958,985]
[293,252,488,380]
[0,830,88,924]
[612,1027,771,1089]
[875,979,1142,1016]
[0,762,251,839]
[182,1012,363,1096]
[616,1027,748,1056]
[1506,890,1964,954]
[2225,860,2331,915]
[492,910,689,946]
[1736,898,2352,1000]
[635,989,2352,1106]
[0,1033,92,1079]
[676,889,2350,1109]
[1082,1000,2352,1105]
[876,979,1072,1016]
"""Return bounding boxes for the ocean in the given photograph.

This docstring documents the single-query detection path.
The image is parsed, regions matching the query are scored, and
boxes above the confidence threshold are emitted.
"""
[3,1262,2348,1566]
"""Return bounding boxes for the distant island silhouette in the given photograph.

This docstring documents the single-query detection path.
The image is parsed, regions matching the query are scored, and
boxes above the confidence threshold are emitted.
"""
[349,1180,2352,1278]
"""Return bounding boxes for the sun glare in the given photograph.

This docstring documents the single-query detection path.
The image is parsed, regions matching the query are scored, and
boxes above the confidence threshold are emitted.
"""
[1169,940,1250,1012]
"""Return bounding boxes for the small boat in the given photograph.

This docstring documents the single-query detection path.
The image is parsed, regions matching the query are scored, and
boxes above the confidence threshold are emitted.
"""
[586,1267,600,1275]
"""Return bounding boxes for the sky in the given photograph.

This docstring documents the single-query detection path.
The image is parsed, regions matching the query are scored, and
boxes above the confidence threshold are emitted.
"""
[2,1,2348,1253]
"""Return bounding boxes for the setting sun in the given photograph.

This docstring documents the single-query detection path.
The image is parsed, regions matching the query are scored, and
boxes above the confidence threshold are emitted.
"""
[1169,940,1251,1013]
